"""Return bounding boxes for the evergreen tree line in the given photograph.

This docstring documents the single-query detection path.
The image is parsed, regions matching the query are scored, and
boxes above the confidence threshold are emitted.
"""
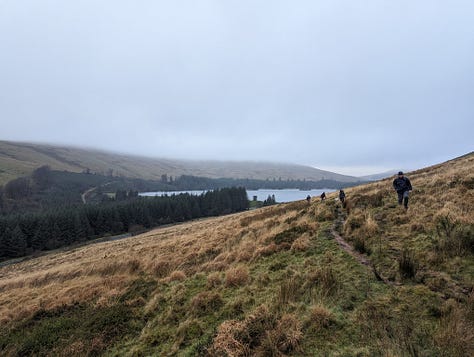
[0,167,364,216]
[263,195,277,206]
[171,175,363,191]
[0,167,165,214]
[0,187,248,260]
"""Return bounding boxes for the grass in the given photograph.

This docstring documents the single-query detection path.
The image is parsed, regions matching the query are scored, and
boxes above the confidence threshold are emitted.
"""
[1,153,473,355]
[0,278,153,356]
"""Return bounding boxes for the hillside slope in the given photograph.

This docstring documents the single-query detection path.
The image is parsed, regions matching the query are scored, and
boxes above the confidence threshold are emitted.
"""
[0,153,473,356]
[0,141,359,185]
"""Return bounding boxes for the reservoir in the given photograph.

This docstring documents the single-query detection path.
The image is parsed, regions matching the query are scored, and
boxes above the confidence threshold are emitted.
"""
[140,188,335,203]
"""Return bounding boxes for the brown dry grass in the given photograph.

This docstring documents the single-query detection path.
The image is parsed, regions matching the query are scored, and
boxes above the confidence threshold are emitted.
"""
[168,270,187,281]
[340,152,474,286]
[206,272,222,288]
[209,304,302,356]
[1,152,473,356]
[225,266,250,287]
[0,200,317,324]
[190,291,224,316]
[308,304,333,329]
[0,214,243,323]
[435,298,474,355]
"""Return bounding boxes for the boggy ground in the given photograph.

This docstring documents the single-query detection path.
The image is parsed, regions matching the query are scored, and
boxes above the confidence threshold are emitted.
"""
[0,153,473,356]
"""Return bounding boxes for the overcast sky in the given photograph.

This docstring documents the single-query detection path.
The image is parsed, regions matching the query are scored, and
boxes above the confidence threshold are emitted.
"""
[1,1,473,175]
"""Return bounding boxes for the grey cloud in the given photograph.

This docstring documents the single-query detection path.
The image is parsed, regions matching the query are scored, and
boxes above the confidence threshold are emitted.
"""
[0,0,473,174]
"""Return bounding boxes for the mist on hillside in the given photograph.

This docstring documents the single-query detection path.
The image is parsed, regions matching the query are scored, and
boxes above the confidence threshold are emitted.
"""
[1,1,473,176]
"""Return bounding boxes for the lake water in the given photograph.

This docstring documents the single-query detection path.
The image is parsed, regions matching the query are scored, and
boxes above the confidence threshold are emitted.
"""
[246,189,335,203]
[140,188,335,203]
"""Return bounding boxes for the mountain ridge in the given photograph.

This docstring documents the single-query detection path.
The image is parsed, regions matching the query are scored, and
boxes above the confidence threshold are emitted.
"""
[0,140,359,185]
[358,169,399,181]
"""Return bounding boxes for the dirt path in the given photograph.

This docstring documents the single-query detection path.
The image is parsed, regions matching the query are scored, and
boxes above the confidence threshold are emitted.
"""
[81,186,97,203]
[330,205,473,298]
[81,181,116,204]
[331,206,396,285]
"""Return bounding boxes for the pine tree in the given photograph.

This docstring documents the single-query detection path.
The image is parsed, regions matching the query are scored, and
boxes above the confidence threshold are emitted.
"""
[45,222,62,250]
[2,225,27,258]
[12,225,27,257]
[115,190,127,201]
[0,186,5,214]
[32,219,50,251]
[4,177,31,199]
[94,209,108,235]
[73,212,86,242]
[56,211,75,245]
[31,165,52,190]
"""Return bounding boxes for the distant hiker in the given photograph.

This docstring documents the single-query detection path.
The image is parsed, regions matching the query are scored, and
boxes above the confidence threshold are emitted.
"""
[339,189,346,203]
[393,171,412,210]
[320,192,326,201]
[306,195,311,203]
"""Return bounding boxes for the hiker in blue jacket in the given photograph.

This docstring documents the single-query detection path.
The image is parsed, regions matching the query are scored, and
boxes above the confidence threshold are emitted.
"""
[393,171,412,210]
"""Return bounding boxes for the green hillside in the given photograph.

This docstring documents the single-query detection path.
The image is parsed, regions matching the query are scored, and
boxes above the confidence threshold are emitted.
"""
[0,141,359,185]
[0,153,472,356]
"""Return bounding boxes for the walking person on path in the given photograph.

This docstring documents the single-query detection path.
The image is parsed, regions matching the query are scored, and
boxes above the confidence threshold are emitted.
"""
[339,189,346,204]
[393,171,412,210]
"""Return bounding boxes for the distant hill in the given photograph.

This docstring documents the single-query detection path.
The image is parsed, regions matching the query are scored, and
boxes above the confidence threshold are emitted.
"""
[0,140,359,185]
[0,152,472,355]
[358,169,399,181]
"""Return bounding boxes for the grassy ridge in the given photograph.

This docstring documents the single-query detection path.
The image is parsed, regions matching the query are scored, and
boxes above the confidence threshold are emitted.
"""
[0,140,359,185]
[1,153,473,356]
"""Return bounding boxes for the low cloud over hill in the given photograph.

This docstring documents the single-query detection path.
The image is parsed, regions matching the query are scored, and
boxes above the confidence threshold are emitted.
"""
[0,140,359,185]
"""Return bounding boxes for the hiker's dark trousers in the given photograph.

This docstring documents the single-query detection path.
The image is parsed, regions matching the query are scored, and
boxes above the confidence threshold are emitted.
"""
[397,191,409,208]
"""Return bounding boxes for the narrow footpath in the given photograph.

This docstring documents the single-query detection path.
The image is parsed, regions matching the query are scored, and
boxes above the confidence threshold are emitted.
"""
[330,205,470,298]
[330,205,396,286]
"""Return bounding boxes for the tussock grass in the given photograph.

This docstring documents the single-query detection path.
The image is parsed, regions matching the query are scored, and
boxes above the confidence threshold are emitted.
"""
[206,272,222,289]
[261,313,303,355]
[225,265,250,287]
[190,291,224,316]
[148,260,174,278]
[210,305,302,356]
[435,299,474,356]
[1,153,473,355]
[339,153,474,287]
[398,248,419,280]
[307,304,334,329]
[290,234,311,252]
[277,275,303,307]
[168,270,187,281]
